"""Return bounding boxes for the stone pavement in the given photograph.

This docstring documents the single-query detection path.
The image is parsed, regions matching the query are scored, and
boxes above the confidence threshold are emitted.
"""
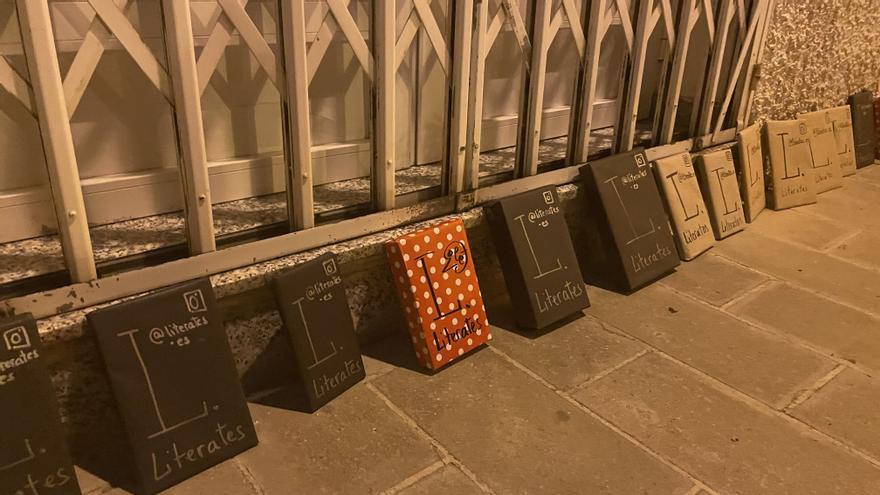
[79,168,880,494]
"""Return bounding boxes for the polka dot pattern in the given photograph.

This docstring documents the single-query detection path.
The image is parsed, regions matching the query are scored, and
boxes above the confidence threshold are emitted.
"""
[384,217,491,370]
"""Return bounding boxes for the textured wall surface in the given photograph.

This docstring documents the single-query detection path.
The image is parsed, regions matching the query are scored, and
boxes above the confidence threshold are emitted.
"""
[753,0,880,120]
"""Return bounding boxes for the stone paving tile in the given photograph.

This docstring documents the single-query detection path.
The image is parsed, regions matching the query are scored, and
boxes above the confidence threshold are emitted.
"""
[860,165,880,184]
[489,305,645,390]
[800,180,880,230]
[714,231,880,314]
[729,284,880,372]
[398,465,484,495]
[372,350,692,494]
[238,385,439,494]
[660,253,767,306]
[163,460,254,495]
[745,207,858,251]
[791,368,880,461]
[588,285,835,407]
[832,231,880,271]
[574,353,880,495]
[75,466,112,494]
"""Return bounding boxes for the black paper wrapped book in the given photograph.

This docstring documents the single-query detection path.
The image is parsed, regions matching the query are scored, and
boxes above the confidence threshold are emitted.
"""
[0,314,81,495]
[87,279,258,495]
[848,90,877,168]
[273,253,365,410]
[578,149,680,291]
[486,186,590,329]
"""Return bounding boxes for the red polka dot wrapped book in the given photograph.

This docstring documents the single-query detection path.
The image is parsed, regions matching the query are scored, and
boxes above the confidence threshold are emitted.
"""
[385,217,492,370]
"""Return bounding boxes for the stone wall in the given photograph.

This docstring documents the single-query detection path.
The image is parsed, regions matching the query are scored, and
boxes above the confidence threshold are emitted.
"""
[752,0,880,120]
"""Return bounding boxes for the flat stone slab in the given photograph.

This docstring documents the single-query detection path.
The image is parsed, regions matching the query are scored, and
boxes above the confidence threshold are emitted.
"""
[588,285,835,407]
[489,305,645,390]
[745,208,858,251]
[715,230,880,315]
[832,231,880,270]
[791,368,880,460]
[238,385,439,494]
[729,283,880,372]
[660,253,767,306]
[574,353,880,494]
[399,465,484,495]
[372,349,692,494]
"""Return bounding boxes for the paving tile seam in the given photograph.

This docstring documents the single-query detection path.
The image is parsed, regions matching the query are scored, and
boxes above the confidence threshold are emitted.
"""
[380,460,446,495]
[656,282,857,375]
[565,349,651,395]
[486,346,720,495]
[583,325,880,472]
[707,251,781,282]
[234,457,268,495]
[782,364,848,413]
[705,250,880,321]
[746,222,880,275]
[822,229,868,254]
[731,310,880,378]
[718,278,779,310]
[659,280,880,378]
[756,227,880,275]
[682,485,705,495]
[364,383,497,495]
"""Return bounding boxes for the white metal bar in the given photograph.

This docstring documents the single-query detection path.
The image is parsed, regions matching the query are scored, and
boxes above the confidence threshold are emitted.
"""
[561,0,586,57]
[569,0,606,164]
[197,0,252,94]
[711,0,765,139]
[412,0,451,75]
[307,13,335,83]
[659,0,698,144]
[15,0,97,282]
[279,0,315,230]
[328,0,375,81]
[0,55,34,114]
[516,0,552,178]
[742,0,775,126]
[447,0,474,194]
[465,0,490,190]
[395,9,420,70]
[161,0,216,254]
[697,0,735,136]
[63,0,132,115]
[87,0,172,101]
[216,0,281,89]
[374,0,395,210]
[617,0,656,152]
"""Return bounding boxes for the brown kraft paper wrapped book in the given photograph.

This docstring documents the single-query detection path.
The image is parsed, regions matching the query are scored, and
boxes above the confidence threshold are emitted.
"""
[486,186,590,329]
[695,148,746,240]
[848,90,877,168]
[827,105,857,177]
[87,279,258,495]
[578,149,680,291]
[652,152,715,260]
[0,314,81,495]
[762,119,818,210]
[798,109,843,193]
[875,96,880,159]
[734,123,766,223]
